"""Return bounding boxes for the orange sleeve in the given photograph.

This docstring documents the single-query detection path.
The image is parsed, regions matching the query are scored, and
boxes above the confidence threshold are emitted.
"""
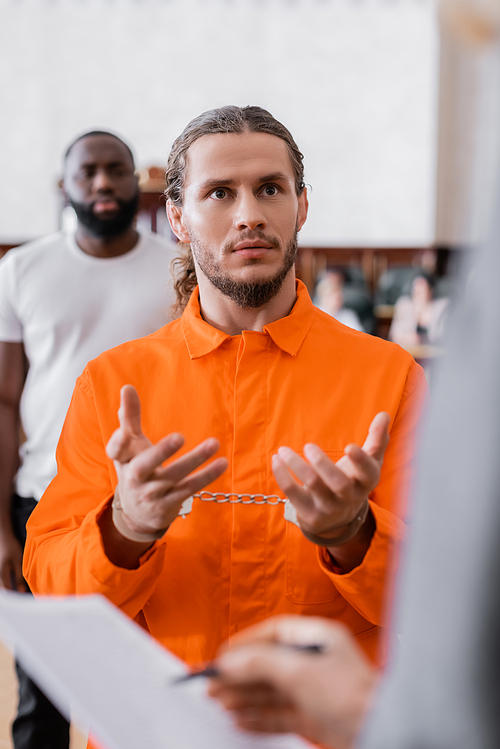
[317,361,428,627]
[23,370,167,620]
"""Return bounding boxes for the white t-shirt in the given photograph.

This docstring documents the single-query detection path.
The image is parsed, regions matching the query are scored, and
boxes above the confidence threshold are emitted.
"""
[0,231,178,500]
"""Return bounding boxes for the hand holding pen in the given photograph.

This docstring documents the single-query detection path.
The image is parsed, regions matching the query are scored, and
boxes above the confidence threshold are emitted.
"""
[205,615,377,749]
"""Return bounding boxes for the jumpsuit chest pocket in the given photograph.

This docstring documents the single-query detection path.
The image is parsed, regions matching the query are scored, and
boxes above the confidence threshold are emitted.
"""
[284,449,343,605]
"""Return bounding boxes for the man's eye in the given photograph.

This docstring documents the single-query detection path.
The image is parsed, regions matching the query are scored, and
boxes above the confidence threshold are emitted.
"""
[262,185,279,196]
[211,189,227,200]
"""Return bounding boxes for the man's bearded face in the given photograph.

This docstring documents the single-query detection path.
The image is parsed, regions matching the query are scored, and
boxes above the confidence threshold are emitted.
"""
[64,134,139,240]
[190,227,299,309]
[69,190,139,239]
[174,132,308,309]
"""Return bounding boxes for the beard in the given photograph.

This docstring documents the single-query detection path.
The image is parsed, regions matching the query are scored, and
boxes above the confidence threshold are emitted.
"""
[69,189,140,239]
[190,228,298,309]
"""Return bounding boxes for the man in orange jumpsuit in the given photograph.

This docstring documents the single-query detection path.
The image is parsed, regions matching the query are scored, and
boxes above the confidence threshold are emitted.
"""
[24,106,426,673]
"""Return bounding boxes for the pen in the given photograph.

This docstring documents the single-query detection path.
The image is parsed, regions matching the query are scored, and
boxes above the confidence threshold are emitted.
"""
[173,643,325,684]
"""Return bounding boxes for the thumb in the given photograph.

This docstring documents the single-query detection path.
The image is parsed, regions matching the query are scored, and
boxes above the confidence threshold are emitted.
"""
[118,385,143,437]
[361,412,390,462]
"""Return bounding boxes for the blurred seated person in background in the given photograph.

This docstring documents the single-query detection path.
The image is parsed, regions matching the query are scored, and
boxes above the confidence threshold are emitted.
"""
[389,272,449,348]
[314,270,364,332]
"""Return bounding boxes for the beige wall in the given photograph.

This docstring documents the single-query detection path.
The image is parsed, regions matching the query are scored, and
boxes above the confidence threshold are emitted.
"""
[436,0,500,245]
[0,0,438,245]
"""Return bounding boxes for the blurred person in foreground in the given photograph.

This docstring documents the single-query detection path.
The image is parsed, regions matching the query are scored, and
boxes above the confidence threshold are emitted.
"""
[24,107,426,749]
[0,130,177,749]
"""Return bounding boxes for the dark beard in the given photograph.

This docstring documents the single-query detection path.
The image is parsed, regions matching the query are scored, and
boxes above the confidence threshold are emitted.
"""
[192,231,298,309]
[69,190,140,239]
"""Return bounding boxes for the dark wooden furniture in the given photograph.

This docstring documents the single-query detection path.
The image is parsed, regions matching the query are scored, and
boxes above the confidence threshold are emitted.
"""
[295,246,430,295]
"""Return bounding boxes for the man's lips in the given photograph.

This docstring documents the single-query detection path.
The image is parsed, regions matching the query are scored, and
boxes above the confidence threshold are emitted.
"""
[93,199,120,214]
[232,240,275,258]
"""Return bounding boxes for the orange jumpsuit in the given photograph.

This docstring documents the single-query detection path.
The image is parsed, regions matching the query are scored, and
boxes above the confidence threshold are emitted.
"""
[25,281,426,669]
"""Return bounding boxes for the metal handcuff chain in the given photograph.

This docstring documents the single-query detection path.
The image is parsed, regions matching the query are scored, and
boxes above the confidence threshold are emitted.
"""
[193,491,286,506]
[184,492,369,547]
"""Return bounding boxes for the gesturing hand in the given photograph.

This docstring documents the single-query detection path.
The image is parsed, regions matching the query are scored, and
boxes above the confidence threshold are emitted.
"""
[105,385,228,538]
[272,412,390,550]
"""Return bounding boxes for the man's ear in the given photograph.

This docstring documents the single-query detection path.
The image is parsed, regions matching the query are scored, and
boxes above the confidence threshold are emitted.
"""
[296,188,309,232]
[166,200,191,243]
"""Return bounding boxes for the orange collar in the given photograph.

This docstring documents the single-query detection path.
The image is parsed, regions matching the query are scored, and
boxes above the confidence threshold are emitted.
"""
[181,279,316,360]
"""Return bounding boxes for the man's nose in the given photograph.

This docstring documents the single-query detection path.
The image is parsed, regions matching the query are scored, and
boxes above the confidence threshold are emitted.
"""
[92,169,114,193]
[234,193,266,231]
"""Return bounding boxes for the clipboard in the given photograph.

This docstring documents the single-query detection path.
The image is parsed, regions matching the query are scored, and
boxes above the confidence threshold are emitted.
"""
[0,591,310,749]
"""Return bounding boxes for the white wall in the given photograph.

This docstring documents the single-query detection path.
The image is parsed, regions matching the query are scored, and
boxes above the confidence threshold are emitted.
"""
[0,0,438,245]
[436,11,500,246]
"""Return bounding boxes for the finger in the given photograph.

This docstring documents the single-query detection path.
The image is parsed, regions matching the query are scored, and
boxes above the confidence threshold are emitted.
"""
[168,456,228,500]
[215,643,301,688]
[360,411,391,462]
[106,427,135,463]
[270,616,352,653]
[303,441,378,492]
[222,615,348,653]
[276,447,331,492]
[342,443,380,487]
[127,457,228,519]
[207,683,282,710]
[299,444,353,498]
[0,561,27,592]
[129,433,184,482]
[154,438,222,485]
[128,456,228,510]
[271,454,314,514]
[232,706,297,735]
[0,564,11,590]
[118,385,143,437]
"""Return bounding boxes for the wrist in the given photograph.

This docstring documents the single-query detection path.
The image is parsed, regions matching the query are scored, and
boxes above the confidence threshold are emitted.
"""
[300,500,370,548]
[326,507,376,574]
[111,491,169,544]
[98,502,155,570]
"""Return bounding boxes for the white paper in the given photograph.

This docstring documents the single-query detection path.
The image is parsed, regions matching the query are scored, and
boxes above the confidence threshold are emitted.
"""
[0,592,310,749]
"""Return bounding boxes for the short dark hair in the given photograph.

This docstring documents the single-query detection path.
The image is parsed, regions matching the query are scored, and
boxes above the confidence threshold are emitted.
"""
[64,130,135,166]
[414,270,436,289]
[165,105,305,206]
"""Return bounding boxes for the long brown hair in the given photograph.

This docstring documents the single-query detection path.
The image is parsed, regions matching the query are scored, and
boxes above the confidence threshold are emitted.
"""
[167,106,305,317]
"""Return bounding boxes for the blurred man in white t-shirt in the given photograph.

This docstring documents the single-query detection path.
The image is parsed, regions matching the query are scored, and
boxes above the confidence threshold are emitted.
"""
[0,130,177,749]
